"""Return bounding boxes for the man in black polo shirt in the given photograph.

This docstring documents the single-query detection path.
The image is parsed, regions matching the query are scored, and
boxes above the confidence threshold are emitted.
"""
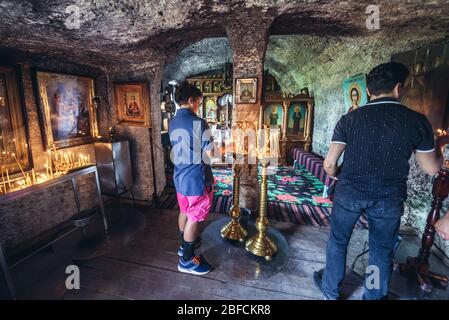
[313,62,446,300]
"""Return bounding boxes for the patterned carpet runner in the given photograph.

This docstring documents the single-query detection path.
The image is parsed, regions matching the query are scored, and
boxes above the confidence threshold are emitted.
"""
[159,165,368,229]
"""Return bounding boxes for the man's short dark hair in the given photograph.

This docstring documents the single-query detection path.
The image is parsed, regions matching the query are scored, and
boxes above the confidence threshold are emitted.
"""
[176,82,203,105]
[366,62,409,96]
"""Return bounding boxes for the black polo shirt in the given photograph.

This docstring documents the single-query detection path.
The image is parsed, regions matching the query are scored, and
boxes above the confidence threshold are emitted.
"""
[331,97,435,201]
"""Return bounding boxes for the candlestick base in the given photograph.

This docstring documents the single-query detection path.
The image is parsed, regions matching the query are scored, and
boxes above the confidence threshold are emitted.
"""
[395,169,449,293]
[245,217,277,261]
[395,256,449,292]
[220,205,247,242]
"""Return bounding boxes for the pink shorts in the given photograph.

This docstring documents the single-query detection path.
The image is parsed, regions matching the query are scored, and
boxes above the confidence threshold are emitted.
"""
[177,186,214,222]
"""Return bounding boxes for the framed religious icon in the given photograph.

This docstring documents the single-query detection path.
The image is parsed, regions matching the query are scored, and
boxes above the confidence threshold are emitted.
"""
[235,78,257,104]
[0,65,31,174]
[264,104,283,128]
[212,81,221,93]
[203,81,211,93]
[287,102,307,137]
[35,71,98,149]
[114,82,150,127]
[194,81,201,91]
[204,97,217,121]
[342,74,368,113]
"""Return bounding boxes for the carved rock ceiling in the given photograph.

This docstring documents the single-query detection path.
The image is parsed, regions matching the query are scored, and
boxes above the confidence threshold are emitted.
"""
[1,0,449,70]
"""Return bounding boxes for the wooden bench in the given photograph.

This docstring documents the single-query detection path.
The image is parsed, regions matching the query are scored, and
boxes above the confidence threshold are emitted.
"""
[292,148,333,187]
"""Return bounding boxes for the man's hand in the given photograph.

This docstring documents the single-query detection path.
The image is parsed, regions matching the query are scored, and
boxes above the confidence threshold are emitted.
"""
[435,213,449,240]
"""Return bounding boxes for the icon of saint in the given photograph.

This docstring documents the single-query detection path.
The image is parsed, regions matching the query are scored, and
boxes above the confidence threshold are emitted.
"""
[347,87,360,113]
[292,106,302,134]
[127,95,141,117]
[241,86,251,101]
[269,106,279,126]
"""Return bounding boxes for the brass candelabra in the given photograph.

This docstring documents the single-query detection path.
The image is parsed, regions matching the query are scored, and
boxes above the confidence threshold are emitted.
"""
[245,157,277,261]
[221,159,248,242]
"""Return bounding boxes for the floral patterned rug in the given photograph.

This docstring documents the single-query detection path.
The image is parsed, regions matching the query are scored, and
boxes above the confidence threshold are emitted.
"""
[214,166,331,208]
[160,165,368,229]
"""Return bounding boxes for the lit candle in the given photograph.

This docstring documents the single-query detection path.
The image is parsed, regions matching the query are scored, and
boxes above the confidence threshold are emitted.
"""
[32,168,36,184]
[87,154,90,164]
[264,126,270,158]
[1,168,5,192]
[0,170,3,194]
[6,168,11,189]
[11,152,27,178]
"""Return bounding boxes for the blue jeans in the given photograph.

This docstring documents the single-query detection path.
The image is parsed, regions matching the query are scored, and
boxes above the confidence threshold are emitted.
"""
[321,196,403,300]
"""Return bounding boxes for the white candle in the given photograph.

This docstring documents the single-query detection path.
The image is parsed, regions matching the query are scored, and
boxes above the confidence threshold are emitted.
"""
[1,168,5,192]
[6,168,11,189]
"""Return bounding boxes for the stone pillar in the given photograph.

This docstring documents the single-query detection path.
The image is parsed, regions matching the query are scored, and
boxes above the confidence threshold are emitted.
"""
[106,50,166,202]
[147,64,167,198]
[226,13,273,212]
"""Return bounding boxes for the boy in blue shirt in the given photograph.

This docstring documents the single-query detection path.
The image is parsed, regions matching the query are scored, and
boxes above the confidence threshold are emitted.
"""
[169,82,214,275]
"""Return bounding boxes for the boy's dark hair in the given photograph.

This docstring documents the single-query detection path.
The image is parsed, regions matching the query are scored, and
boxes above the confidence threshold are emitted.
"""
[366,62,410,96]
[175,82,203,105]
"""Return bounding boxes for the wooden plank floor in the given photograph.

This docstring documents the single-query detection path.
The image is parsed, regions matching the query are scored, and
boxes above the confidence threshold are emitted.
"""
[8,205,449,300]
[8,207,368,300]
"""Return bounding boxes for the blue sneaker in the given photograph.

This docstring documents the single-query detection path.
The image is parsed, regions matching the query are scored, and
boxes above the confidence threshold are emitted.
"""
[177,237,201,257]
[178,255,213,275]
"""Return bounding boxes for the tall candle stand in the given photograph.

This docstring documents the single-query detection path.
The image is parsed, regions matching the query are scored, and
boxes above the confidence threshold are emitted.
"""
[396,169,449,292]
[221,154,248,242]
[245,127,278,260]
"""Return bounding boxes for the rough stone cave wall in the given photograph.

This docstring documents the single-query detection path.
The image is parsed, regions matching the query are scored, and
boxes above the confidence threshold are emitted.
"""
[0,50,109,251]
[265,34,449,259]
[0,49,166,251]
